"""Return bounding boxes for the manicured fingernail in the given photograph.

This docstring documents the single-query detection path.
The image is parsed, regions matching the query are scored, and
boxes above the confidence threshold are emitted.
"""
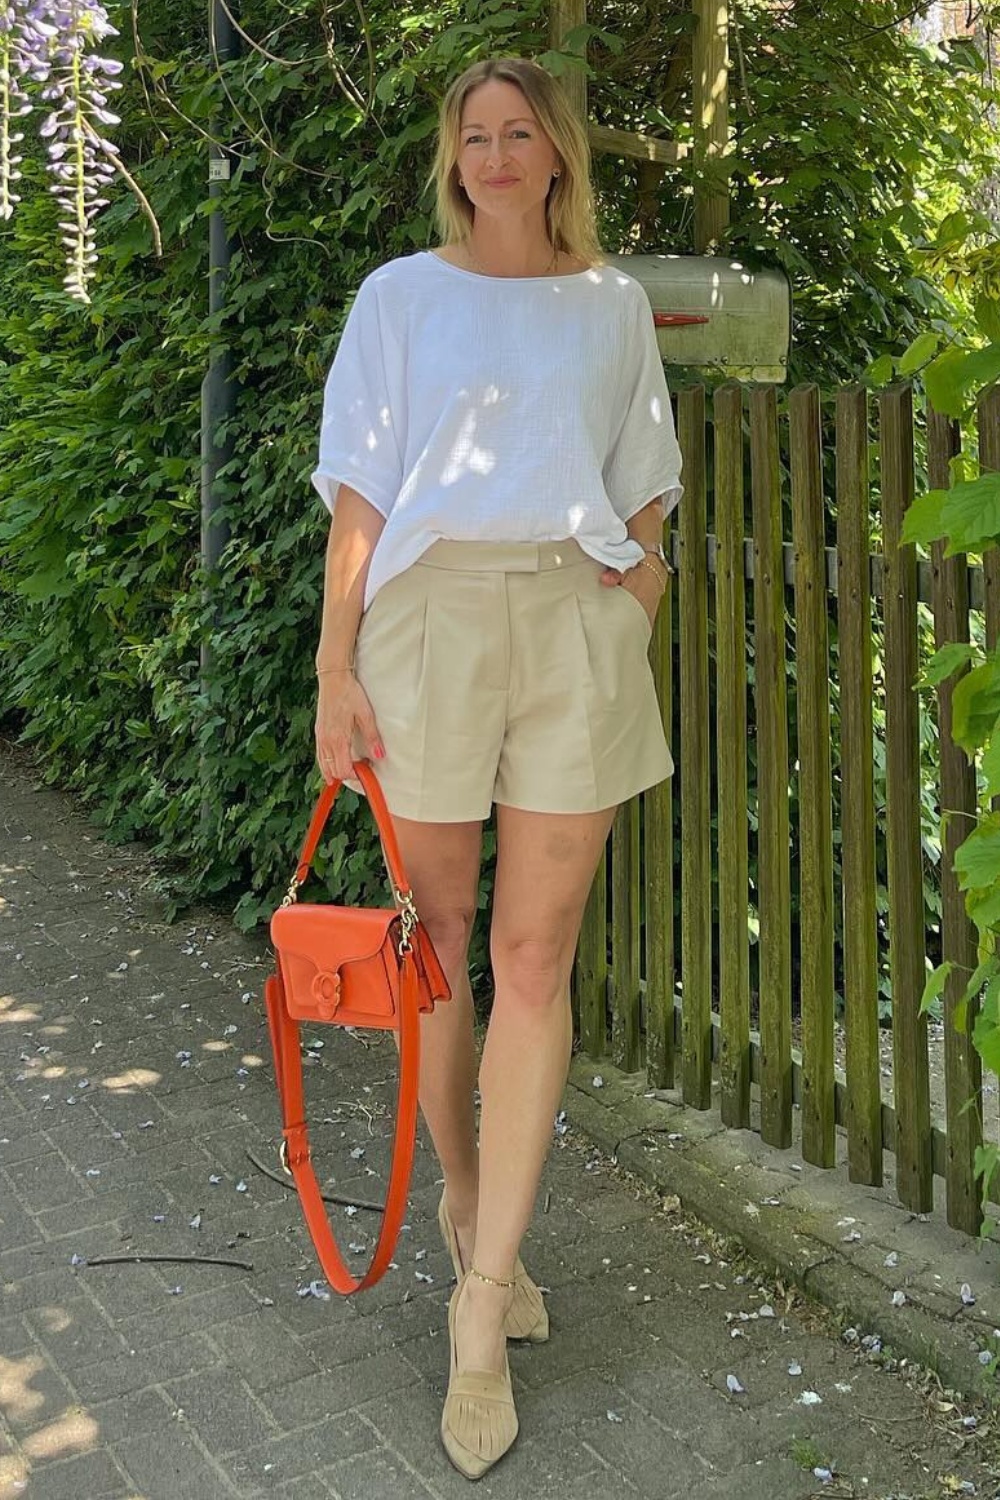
[374,745,385,760]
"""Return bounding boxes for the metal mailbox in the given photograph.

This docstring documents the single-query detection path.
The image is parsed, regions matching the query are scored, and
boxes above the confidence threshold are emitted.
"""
[605,253,792,384]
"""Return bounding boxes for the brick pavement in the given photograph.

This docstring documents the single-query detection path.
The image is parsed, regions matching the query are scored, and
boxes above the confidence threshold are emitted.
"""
[1,741,998,1499]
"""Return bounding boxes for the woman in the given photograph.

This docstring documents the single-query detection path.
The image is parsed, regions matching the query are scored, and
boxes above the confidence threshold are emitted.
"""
[310,55,683,1480]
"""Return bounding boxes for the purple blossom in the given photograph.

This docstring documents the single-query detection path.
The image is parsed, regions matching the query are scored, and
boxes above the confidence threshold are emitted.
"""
[2,0,121,301]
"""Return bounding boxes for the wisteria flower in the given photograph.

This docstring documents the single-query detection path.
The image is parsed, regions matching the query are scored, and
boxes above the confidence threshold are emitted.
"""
[2,0,122,301]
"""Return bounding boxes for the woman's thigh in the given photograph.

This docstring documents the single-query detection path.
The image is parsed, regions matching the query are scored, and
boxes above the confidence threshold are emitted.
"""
[391,816,484,967]
[490,804,616,988]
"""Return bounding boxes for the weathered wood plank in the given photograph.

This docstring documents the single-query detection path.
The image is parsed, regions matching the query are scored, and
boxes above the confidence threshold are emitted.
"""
[880,383,933,1211]
[835,387,883,1186]
[576,846,607,1058]
[981,387,1000,658]
[928,403,983,1234]
[749,385,792,1147]
[692,0,730,252]
[549,0,588,124]
[679,384,713,1108]
[789,385,835,1167]
[713,382,750,1126]
[646,549,676,1089]
[588,123,687,164]
[611,799,641,1072]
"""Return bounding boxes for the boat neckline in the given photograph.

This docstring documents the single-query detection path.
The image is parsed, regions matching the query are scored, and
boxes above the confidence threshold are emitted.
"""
[422,249,598,284]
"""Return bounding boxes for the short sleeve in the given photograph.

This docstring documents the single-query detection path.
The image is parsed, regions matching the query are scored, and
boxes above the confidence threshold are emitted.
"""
[603,283,684,523]
[310,275,404,519]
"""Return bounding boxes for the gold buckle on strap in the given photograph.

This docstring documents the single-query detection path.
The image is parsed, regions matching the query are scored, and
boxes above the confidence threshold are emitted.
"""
[394,887,420,956]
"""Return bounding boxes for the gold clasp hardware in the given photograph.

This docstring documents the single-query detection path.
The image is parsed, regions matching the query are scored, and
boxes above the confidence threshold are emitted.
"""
[394,887,420,956]
[280,876,300,909]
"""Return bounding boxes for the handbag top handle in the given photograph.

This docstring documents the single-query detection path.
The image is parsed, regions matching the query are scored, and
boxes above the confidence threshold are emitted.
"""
[283,761,413,911]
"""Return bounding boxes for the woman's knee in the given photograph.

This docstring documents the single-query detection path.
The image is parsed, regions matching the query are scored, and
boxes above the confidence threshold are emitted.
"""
[422,904,477,969]
[490,931,574,1007]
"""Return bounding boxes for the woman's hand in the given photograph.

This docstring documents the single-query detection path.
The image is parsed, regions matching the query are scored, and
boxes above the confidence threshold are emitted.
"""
[315,672,385,784]
[599,560,667,628]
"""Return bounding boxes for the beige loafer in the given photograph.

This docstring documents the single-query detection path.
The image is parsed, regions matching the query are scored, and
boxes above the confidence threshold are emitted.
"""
[438,1192,550,1344]
[440,1274,519,1480]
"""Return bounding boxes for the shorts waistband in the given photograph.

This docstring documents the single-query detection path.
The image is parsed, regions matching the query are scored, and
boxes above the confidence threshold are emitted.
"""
[417,539,590,573]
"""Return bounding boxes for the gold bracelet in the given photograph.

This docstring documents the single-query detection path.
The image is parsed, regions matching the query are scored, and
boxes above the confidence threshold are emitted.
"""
[635,558,668,591]
[316,664,355,675]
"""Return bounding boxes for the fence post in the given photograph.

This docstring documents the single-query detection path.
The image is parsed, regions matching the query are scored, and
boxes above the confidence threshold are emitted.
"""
[790,385,835,1166]
[611,800,642,1073]
[750,385,792,1147]
[836,387,883,1185]
[880,383,933,1212]
[928,403,983,1234]
[678,385,713,1108]
[715,383,750,1126]
[646,551,676,1089]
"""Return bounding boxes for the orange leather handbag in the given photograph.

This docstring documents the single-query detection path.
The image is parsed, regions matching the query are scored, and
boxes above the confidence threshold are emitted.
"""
[264,761,450,1294]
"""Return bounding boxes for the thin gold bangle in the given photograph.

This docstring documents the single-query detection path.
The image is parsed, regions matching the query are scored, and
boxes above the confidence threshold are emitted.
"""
[635,558,668,592]
[316,664,355,675]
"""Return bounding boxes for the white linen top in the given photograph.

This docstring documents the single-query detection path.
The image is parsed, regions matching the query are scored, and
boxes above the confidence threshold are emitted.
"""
[311,250,684,608]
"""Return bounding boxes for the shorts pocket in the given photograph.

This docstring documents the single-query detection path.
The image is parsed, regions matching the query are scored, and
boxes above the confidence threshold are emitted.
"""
[616,581,654,641]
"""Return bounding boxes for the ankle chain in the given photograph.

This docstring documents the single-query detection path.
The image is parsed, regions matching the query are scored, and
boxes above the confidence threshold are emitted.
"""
[468,1265,515,1290]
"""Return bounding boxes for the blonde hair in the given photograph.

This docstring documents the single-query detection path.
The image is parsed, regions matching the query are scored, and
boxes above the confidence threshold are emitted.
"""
[429,57,603,268]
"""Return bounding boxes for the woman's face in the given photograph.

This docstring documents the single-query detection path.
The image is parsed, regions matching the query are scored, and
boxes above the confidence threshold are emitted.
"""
[456,80,561,225]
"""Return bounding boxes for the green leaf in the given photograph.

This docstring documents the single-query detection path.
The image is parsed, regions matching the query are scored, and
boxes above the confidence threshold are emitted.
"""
[925,343,1000,417]
[967,883,1000,935]
[953,659,1000,753]
[981,729,1000,798]
[939,471,1000,554]
[897,331,939,375]
[918,641,976,688]
[961,953,1000,1010]
[918,960,952,1015]
[974,295,1000,345]
[866,354,895,385]
[900,487,946,547]
[955,820,1000,892]
[973,976,1000,1073]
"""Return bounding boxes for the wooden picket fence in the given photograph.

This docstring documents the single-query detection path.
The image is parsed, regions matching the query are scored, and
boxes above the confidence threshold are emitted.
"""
[574,380,1000,1236]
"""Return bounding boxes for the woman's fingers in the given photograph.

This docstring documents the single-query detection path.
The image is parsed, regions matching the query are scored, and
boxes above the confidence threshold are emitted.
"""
[315,680,384,781]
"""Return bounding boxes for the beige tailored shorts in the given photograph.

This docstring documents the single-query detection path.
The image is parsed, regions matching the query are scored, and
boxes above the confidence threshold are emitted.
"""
[352,538,673,823]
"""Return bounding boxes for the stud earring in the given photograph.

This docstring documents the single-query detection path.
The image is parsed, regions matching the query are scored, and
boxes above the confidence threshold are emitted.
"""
[552,168,561,177]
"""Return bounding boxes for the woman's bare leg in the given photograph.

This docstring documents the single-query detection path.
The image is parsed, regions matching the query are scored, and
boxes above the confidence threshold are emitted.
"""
[390,817,483,1258]
[453,803,616,1375]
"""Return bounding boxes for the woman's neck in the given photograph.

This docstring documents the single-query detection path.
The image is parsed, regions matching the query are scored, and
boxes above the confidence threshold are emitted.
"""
[464,218,557,278]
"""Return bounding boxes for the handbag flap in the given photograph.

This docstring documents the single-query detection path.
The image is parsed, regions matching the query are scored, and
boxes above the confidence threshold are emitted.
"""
[271,902,400,973]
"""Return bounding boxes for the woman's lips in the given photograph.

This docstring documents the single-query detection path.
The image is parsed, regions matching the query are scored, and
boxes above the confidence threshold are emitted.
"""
[484,177,518,187]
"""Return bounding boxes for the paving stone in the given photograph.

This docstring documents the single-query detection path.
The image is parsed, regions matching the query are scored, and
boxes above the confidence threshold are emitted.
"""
[2,1155,85,1214]
[274,1475,337,1500]
[113,1422,241,1499]
[23,1297,128,1372]
[164,1366,278,1455]
[324,1446,438,1500]
[86,1385,177,1446]
[218,1413,377,1492]
[206,1313,323,1392]
[70,1334,220,1404]
[260,1349,420,1430]
[0,1348,77,1435]
[7,1446,128,1499]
